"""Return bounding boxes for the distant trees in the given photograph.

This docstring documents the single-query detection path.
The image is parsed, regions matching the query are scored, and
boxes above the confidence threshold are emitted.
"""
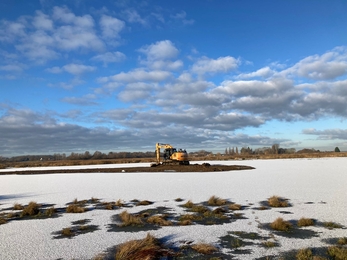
[224,144,296,156]
[335,147,341,152]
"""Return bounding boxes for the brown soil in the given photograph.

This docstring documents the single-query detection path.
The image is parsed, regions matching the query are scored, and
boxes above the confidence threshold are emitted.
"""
[0,163,254,175]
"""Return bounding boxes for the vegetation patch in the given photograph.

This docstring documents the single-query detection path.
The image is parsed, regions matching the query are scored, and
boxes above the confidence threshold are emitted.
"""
[191,243,218,254]
[228,203,243,211]
[322,221,344,229]
[66,204,86,213]
[207,196,227,206]
[53,218,99,239]
[136,200,154,206]
[261,240,279,248]
[327,246,347,259]
[267,196,290,207]
[13,203,23,210]
[220,234,254,251]
[297,217,315,227]
[270,217,292,232]
[114,233,177,260]
[21,201,40,217]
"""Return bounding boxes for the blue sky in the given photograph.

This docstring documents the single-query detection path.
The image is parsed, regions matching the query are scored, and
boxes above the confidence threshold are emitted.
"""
[1,0,347,156]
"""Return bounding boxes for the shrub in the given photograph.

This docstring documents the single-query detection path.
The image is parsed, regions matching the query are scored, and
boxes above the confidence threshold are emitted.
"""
[66,204,85,213]
[0,218,7,225]
[229,203,242,210]
[270,217,292,232]
[296,248,312,260]
[297,218,315,227]
[268,196,289,207]
[115,199,125,207]
[119,211,143,226]
[104,203,114,210]
[115,233,160,260]
[191,243,218,254]
[21,201,40,217]
[208,196,227,206]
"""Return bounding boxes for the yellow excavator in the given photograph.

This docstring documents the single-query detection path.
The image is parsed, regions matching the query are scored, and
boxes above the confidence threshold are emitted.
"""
[151,143,189,167]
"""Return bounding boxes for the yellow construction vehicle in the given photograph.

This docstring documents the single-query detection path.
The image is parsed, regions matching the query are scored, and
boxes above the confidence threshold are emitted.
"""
[151,143,189,166]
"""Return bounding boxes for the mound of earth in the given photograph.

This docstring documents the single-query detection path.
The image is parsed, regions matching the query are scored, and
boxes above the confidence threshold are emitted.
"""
[0,163,254,175]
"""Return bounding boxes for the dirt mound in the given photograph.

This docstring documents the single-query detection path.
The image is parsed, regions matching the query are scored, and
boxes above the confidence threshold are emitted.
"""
[0,163,254,175]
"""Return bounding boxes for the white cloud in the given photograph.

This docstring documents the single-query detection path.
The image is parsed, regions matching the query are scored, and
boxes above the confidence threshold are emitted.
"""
[171,11,194,25]
[91,51,126,66]
[123,9,147,25]
[191,56,239,75]
[138,40,179,61]
[109,69,172,83]
[33,10,53,30]
[61,94,98,106]
[62,64,96,75]
[236,66,275,79]
[46,66,62,74]
[99,15,125,39]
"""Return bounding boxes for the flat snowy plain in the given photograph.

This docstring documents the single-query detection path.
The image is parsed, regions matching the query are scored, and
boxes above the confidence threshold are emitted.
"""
[1,157,346,259]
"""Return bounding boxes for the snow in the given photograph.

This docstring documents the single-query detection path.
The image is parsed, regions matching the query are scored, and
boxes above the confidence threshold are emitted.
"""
[1,157,347,259]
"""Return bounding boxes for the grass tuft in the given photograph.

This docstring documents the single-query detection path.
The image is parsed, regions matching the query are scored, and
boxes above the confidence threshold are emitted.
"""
[327,246,347,259]
[147,215,172,226]
[13,203,23,210]
[136,200,153,206]
[297,218,315,227]
[270,217,292,232]
[295,248,312,260]
[323,221,343,229]
[118,211,143,226]
[337,237,347,245]
[115,199,125,207]
[66,204,85,213]
[44,207,56,217]
[21,201,40,217]
[175,198,184,202]
[61,227,74,237]
[268,196,289,207]
[182,200,194,208]
[115,233,161,260]
[262,241,277,248]
[208,196,227,206]
[0,218,7,225]
[229,203,242,211]
[191,243,218,255]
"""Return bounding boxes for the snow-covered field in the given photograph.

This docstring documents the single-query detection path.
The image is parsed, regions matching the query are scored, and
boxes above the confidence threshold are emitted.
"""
[1,158,346,259]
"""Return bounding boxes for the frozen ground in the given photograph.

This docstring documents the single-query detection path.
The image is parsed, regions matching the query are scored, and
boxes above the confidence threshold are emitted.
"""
[0,157,347,259]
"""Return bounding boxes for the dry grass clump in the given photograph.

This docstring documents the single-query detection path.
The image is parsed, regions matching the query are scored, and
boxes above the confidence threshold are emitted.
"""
[21,201,40,217]
[270,217,292,232]
[44,207,56,217]
[115,233,161,260]
[337,237,347,245]
[175,198,184,202]
[136,200,153,206]
[297,217,315,227]
[323,221,343,229]
[208,196,227,206]
[61,227,74,237]
[327,246,347,259]
[0,218,7,225]
[13,203,23,210]
[191,205,210,214]
[262,241,277,248]
[228,203,242,211]
[182,200,194,208]
[268,196,289,207]
[119,210,143,226]
[115,199,125,207]
[147,215,172,226]
[90,197,100,203]
[66,204,86,213]
[296,248,313,260]
[191,243,218,255]
[178,219,193,226]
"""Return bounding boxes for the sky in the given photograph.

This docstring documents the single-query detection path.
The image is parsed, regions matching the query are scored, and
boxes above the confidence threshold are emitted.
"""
[1,0,347,157]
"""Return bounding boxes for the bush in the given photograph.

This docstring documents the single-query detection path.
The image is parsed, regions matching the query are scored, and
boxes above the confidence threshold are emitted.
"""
[337,237,347,245]
[61,227,74,237]
[270,217,292,231]
[229,203,242,210]
[13,203,23,210]
[327,246,347,259]
[182,200,194,208]
[147,215,172,226]
[0,218,7,225]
